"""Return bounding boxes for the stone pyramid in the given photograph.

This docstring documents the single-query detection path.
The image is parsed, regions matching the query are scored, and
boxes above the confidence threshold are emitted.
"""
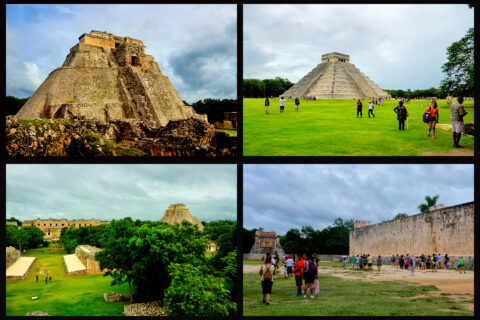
[160,203,204,231]
[16,30,206,128]
[282,52,391,99]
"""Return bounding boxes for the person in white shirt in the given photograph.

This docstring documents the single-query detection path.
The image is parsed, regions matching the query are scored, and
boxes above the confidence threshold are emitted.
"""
[368,101,375,118]
[279,97,286,114]
[286,256,294,279]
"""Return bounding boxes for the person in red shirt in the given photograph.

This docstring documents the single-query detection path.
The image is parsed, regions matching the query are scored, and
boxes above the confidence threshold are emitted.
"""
[426,100,439,139]
[293,253,305,296]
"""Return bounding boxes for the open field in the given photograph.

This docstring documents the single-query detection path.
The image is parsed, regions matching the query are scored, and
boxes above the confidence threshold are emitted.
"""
[6,252,130,316]
[243,260,473,316]
[243,98,474,156]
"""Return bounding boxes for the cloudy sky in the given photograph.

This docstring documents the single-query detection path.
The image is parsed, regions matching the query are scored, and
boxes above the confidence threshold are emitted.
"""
[7,164,236,222]
[244,4,473,90]
[6,4,236,103]
[244,164,473,235]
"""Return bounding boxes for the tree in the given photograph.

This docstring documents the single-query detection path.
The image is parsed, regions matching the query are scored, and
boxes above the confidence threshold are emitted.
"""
[418,194,439,213]
[393,213,408,220]
[190,99,236,125]
[6,217,22,226]
[6,96,29,115]
[242,228,258,253]
[279,228,303,254]
[440,28,474,97]
[6,225,44,252]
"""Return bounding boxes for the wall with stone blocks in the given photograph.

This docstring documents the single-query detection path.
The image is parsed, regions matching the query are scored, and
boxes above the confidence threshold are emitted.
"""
[349,202,474,257]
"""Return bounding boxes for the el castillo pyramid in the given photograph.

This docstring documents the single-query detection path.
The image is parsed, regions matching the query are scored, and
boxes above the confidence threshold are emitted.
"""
[160,203,204,231]
[16,30,206,128]
[282,52,391,99]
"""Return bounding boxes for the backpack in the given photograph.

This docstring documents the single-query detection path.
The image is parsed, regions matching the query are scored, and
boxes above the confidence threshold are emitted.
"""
[423,107,431,123]
[305,261,317,276]
[263,265,273,281]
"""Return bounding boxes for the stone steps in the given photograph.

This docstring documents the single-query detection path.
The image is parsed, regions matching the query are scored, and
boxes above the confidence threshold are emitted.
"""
[63,254,87,275]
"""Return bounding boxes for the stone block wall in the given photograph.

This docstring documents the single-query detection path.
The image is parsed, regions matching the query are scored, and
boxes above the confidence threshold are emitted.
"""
[349,202,474,257]
[6,246,21,269]
[75,245,103,274]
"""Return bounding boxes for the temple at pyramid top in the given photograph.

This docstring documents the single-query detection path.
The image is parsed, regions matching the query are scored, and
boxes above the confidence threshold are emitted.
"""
[282,52,391,99]
[16,30,207,128]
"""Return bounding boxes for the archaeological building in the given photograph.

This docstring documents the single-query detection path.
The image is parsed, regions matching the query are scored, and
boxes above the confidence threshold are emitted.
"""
[23,218,109,242]
[349,202,474,267]
[282,52,391,99]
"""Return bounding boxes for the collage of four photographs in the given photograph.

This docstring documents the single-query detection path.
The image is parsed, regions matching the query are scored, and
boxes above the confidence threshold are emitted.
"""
[4,3,475,317]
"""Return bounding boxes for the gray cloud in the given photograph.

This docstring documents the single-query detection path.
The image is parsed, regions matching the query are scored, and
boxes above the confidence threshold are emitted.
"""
[244,4,473,90]
[7,164,236,222]
[244,164,473,235]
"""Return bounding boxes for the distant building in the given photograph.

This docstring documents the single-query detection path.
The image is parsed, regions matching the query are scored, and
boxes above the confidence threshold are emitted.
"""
[23,218,109,242]
[6,221,18,227]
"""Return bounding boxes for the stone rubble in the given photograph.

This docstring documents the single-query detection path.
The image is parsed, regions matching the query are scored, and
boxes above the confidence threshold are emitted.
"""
[123,301,165,316]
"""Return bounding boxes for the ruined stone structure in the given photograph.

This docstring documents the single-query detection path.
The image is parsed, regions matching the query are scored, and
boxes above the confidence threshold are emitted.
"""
[75,245,103,274]
[160,203,204,231]
[16,30,207,128]
[23,218,109,241]
[282,52,391,99]
[215,112,237,130]
[6,246,21,269]
[249,231,285,257]
[349,202,474,259]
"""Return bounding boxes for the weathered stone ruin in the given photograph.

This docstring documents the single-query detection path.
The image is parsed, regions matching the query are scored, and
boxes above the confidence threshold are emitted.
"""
[75,245,103,274]
[246,231,285,259]
[215,112,237,130]
[6,246,21,269]
[282,52,391,99]
[10,31,236,156]
[349,202,474,268]
[160,203,204,231]
[16,30,205,127]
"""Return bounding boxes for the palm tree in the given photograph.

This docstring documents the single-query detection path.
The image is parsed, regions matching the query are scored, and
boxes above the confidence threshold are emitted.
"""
[418,194,439,213]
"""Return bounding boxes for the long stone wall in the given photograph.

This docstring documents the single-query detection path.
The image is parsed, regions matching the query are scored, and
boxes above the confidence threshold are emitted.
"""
[349,202,474,257]
[6,246,21,269]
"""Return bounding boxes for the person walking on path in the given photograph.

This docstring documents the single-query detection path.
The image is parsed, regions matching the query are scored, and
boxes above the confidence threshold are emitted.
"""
[393,101,408,130]
[459,257,466,274]
[368,101,375,118]
[342,255,347,269]
[293,254,305,296]
[450,97,467,148]
[295,97,300,111]
[264,98,270,114]
[259,256,276,304]
[377,256,382,271]
[303,255,318,299]
[426,100,439,139]
[351,255,356,269]
[279,97,286,114]
[356,99,363,118]
[367,254,373,271]
[356,255,360,269]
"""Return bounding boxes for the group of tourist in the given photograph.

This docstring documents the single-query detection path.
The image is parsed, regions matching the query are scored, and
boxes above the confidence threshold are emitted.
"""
[259,252,319,304]
[35,266,52,283]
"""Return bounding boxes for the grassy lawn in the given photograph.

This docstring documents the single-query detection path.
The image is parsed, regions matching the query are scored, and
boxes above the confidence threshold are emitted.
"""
[216,129,237,136]
[243,98,474,156]
[243,272,473,316]
[6,252,130,316]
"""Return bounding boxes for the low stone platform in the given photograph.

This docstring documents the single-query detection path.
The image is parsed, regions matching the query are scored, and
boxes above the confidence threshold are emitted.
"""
[63,254,86,275]
[6,257,37,280]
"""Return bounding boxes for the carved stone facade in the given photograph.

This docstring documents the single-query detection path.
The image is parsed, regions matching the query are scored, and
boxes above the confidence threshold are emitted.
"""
[16,30,207,128]
[23,218,108,242]
[282,52,391,99]
[160,203,204,231]
[349,202,474,257]
[249,231,284,256]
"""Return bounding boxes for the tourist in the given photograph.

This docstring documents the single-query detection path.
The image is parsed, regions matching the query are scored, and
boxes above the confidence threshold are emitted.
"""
[36,275,38,282]
[399,255,404,270]
[259,256,276,305]
[405,253,410,270]
[368,101,375,118]
[410,255,416,276]
[458,256,465,274]
[356,255,360,269]
[426,100,439,139]
[426,255,431,269]
[421,254,426,270]
[377,255,382,271]
[391,254,396,268]
[356,99,363,118]
[313,252,319,264]
[295,97,300,111]
[437,253,442,269]
[450,97,467,148]
[49,276,51,282]
[367,254,373,271]
[303,255,318,299]
[286,255,294,279]
[342,255,347,269]
[431,254,437,272]
[279,96,286,114]
[396,254,400,269]
[393,101,408,130]
[351,255,355,269]
[445,253,450,270]
[265,98,270,114]
[45,276,48,284]
[362,255,367,270]
[293,253,305,296]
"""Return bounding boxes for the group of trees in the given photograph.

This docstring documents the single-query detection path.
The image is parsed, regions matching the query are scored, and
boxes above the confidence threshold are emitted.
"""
[384,88,445,99]
[189,99,237,125]
[243,217,353,255]
[6,96,29,116]
[6,223,45,252]
[59,218,237,316]
[243,77,294,98]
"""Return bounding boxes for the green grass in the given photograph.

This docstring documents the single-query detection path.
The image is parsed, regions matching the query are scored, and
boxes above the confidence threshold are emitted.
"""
[216,129,237,136]
[243,272,473,316]
[243,98,474,156]
[6,252,130,316]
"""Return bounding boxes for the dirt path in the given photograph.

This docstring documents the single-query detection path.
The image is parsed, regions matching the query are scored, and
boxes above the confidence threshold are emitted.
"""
[244,264,473,295]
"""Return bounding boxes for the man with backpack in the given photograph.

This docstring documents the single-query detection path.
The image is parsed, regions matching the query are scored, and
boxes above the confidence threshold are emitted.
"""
[303,254,318,299]
[393,101,408,130]
[259,256,277,305]
[293,253,305,296]
[295,97,300,111]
